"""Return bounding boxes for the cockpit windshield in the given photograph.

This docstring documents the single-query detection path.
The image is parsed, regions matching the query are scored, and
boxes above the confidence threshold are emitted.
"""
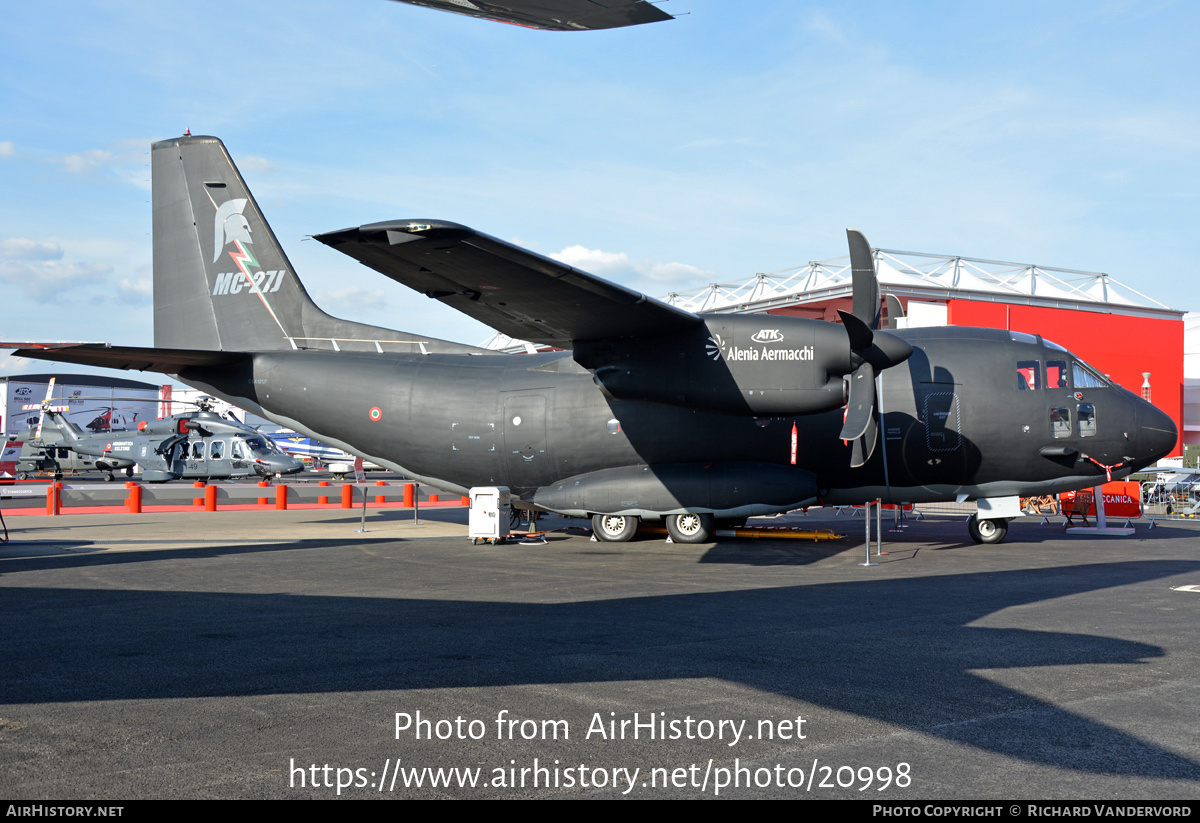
[1072,360,1109,389]
[242,436,275,457]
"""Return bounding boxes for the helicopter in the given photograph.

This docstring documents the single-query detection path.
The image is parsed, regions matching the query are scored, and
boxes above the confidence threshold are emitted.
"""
[26,392,304,483]
[8,379,138,481]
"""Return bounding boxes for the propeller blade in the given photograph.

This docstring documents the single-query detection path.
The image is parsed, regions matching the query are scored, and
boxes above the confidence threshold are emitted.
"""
[839,361,875,441]
[847,229,880,330]
[850,408,878,469]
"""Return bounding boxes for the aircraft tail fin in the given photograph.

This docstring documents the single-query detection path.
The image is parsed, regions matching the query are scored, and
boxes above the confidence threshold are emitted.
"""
[152,134,478,354]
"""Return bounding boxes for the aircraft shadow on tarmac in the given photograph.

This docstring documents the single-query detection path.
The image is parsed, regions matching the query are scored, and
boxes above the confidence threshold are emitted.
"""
[3,557,1199,780]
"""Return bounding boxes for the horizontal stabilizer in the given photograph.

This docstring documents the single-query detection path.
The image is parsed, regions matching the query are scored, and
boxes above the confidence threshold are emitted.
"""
[315,220,701,346]
[7,343,247,373]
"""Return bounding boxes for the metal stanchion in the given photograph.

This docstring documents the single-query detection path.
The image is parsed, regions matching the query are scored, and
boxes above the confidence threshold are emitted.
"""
[860,500,877,566]
[355,484,370,533]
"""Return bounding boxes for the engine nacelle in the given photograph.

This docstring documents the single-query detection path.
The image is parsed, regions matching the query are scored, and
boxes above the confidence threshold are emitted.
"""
[574,315,854,416]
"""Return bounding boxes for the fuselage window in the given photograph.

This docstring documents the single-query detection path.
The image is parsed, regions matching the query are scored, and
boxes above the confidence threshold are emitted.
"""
[232,440,247,460]
[1017,360,1040,390]
[1072,362,1108,389]
[1046,360,1069,389]
[56,447,70,459]
[190,441,205,460]
[210,441,224,461]
[1050,407,1071,438]
[1078,403,1097,437]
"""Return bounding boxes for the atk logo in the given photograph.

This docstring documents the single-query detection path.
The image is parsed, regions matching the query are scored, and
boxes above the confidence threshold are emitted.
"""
[704,332,815,363]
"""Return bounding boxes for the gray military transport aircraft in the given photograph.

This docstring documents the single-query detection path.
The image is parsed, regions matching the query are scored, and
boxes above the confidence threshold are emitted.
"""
[9,134,1177,544]
[389,0,674,30]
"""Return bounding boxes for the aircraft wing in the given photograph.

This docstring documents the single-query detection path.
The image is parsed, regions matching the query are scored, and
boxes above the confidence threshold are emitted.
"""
[390,0,674,31]
[314,220,702,346]
[5,344,247,373]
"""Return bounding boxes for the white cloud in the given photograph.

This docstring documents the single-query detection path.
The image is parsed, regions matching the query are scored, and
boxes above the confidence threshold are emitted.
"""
[1,238,64,261]
[49,138,152,190]
[0,259,112,302]
[236,154,275,174]
[0,141,14,158]
[550,245,714,288]
[55,148,115,175]
[116,278,153,304]
[551,245,631,273]
[640,261,709,283]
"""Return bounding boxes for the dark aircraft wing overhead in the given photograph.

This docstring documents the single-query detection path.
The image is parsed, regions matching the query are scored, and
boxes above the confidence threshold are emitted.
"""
[390,0,674,30]
[7,344,247,373]
[314,220,702,346]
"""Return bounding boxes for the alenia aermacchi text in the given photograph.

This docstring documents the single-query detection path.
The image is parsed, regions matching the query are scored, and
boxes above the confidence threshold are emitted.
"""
[12,135,1177,544]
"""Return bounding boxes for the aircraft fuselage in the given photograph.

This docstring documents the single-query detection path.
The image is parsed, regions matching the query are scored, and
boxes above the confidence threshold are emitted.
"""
[179,324,1175,519]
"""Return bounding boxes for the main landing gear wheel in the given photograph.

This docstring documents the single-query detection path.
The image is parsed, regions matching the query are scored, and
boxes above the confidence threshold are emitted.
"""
[967,514,1008,544]
[592,514,638,542]
[666,512,715,544]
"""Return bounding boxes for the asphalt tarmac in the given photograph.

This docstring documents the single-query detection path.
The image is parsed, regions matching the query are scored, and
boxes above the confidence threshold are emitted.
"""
[1,508,1198,799]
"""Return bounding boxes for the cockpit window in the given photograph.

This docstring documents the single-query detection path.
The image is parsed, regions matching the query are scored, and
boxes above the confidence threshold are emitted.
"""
[1017,361,1040,390]
[244,437,272,457]
[1046,360,1069,389]
[1072,361,1108,389]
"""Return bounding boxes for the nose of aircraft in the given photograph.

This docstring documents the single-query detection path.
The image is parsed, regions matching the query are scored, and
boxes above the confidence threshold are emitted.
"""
[1135,402,1177,469]
[259,454,305,476]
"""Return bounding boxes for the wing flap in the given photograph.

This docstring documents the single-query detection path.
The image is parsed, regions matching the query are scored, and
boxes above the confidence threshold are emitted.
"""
[315,221,700,346]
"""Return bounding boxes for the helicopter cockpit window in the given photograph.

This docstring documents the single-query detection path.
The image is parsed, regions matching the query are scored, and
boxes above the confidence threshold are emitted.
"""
[1072,361,1109,389]
[190,441,205,460]
[244,437,272,456]
[232,440,248,460]
[1017,361,1040,390]
[210,441,224,461]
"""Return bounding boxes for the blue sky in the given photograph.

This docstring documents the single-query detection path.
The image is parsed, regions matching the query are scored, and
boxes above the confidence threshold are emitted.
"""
[2,0,1197,377]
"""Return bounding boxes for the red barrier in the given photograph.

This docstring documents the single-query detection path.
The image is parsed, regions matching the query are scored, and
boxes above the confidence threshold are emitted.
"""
[341,484,353,509]
[204,484,217,512]
[258,480,269,506]
[127,485,142,514]
[403,483,415,508]
[276,485,288,511]
[1059,481,1141,518]
[317,480,329,505]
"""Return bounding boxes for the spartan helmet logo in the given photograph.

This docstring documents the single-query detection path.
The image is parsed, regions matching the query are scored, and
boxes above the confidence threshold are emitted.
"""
[212,198,253,262]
